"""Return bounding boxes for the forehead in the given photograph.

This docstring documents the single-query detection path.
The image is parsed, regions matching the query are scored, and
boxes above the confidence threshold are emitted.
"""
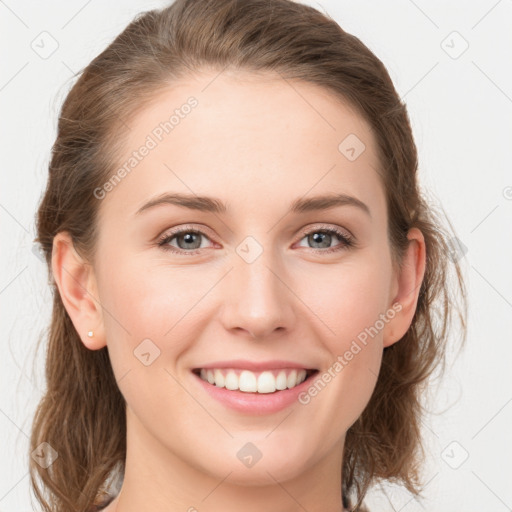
[98,69,385,220]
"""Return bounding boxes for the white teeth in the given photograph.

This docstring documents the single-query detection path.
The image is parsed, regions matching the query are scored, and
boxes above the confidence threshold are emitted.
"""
[287,369,297,389]
[213,369,225,387]
[225,371,238,390]
[197,368,308,393]
[257,371,276,393]
[275,371,288,391]
[239,370,257,392]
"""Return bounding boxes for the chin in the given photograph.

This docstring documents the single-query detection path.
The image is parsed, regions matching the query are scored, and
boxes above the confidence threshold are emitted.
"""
[201,444,311,486]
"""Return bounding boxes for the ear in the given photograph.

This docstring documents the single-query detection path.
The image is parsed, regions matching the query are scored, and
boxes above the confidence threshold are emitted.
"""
[382,227,426,348]
[51,231,106,350]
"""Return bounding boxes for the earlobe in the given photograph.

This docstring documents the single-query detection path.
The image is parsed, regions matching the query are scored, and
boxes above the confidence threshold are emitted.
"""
[382,227,426,348]
[51,232,106,350]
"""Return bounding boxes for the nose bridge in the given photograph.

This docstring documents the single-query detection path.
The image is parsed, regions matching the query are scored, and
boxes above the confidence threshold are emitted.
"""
[221,234,294,337]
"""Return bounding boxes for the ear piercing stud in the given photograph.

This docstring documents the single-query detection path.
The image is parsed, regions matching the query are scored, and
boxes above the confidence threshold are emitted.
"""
[87,331,94,338]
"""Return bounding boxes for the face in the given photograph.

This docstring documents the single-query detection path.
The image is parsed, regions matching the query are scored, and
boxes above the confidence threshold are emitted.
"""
[58,69,423,490]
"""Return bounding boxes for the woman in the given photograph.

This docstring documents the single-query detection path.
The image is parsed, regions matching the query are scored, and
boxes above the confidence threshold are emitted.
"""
[30,0,467,510]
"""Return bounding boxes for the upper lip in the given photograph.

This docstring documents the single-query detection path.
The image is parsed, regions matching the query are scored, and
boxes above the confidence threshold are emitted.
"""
[192,360,318,372]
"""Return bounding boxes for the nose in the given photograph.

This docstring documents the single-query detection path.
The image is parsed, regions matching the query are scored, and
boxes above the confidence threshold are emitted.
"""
[219,244,296,340]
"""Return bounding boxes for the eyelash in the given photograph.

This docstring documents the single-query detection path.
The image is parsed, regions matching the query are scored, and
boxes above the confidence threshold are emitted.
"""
[156,224,355,256]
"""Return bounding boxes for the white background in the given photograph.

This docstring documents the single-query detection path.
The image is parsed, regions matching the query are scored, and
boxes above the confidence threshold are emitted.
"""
[1,0,511,510]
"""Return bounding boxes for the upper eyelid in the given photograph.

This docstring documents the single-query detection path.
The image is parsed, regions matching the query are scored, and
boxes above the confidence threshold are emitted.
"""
[158,223,215,240]
[298,224,352,239]
[158,223,352,245]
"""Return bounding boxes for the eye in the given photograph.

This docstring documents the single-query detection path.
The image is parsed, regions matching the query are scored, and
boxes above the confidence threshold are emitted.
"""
[157,225,216,255]
[157,224,355,255]
[296,226,355,253]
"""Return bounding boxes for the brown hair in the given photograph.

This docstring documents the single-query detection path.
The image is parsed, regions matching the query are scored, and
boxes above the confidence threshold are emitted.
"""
[30,0,467,510]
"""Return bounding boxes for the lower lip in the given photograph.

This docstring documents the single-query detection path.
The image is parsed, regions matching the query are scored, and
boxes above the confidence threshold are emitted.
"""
[191,371,318,415]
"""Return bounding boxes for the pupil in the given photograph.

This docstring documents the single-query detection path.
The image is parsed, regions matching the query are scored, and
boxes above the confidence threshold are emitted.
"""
[179,232,200,249]
[311,232,330,248]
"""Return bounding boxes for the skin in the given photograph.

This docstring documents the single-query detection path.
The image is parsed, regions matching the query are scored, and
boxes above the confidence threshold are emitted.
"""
[52,69,426,512]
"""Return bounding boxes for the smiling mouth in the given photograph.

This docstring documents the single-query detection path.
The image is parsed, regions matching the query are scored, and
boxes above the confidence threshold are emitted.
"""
[192,368,319,394]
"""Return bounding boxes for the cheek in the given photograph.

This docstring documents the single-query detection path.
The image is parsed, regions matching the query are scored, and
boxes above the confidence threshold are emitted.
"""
[96,253,214,390]
[98,253,208,338]
[295,254,390,405]
[95,256,205,421]
[300,257,391,348]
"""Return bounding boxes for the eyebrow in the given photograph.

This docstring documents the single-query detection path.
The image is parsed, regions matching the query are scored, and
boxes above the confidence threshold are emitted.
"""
[135,192,371,218]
